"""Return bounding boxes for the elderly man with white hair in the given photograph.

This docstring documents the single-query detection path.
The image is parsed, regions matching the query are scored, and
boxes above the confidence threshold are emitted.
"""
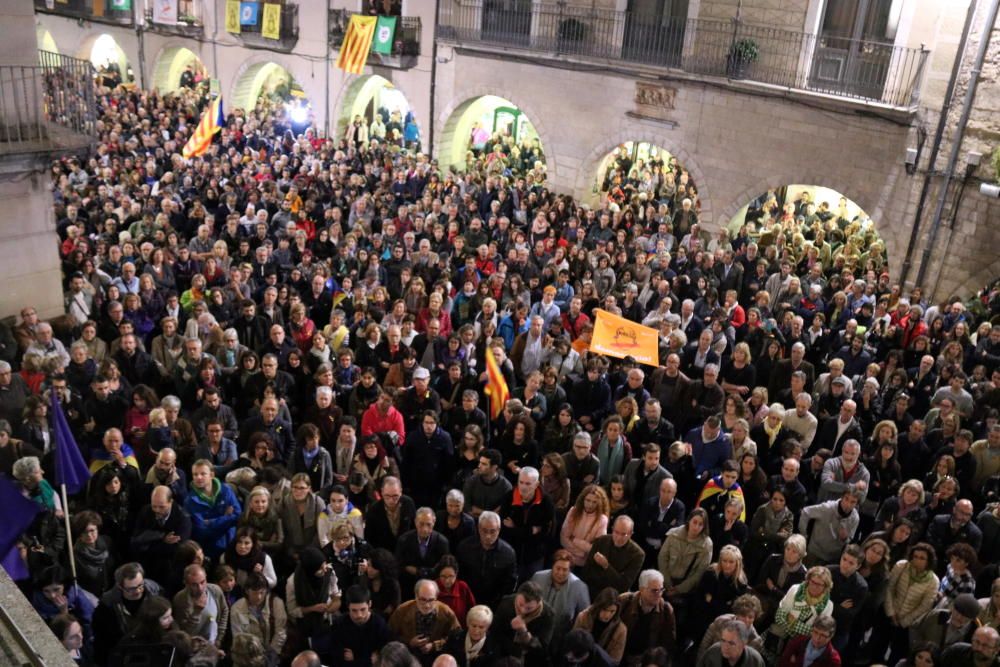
[457,510,517,608]
[25,321,70,368]
[618,569,678,662]
[501,467,556,581]
[387,579,460,662]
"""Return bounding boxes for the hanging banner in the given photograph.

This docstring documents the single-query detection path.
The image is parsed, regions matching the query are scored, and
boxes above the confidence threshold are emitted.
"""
[152,0,178,24]
[589,308,660,365]
[93,0,105,16]
[110,0,131,8]
[262,3,281,40]
[239,1,260,25]
[225,0,241,33]
[372,16,397,55]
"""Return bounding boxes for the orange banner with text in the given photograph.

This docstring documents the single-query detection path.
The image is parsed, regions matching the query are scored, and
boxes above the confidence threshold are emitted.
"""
[589,309,659,365]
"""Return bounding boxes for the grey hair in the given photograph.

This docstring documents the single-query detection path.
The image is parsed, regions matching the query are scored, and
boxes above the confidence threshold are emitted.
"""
[479,511,501,527]
[446,489,464,505]
[812,615,837,635]
[161,395,181,410]
[704,363,720,375]
[519,467,539,483]
[316,386,334,399]
[573,432,592,447]
[415,579,439,598]
[792,342,806,353]
[796,392,813,405]
[720,619,750,643]
[416,507,435,521]
[12,456,40,482]
[467,605,493,626]
[0,361,9,373]
[638,569,664,589]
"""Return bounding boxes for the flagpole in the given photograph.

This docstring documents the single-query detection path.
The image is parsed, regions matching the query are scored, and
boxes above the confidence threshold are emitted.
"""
[60,483,77,580]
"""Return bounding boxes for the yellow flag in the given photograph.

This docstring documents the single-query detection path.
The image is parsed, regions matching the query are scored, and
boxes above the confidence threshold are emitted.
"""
[589,309,660,365]
[262,3,281,39]
[225,0,240,33]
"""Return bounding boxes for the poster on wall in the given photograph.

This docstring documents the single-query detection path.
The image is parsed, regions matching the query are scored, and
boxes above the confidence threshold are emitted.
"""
[240,2,260,25]
[262,4,281,40]
[152,0,178,24]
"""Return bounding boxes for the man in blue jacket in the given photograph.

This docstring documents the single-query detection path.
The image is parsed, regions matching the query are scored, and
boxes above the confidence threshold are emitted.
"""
[184,459,241,559]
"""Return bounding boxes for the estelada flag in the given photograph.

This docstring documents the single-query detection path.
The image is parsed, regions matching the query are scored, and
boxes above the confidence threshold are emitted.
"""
[590,308,659,365]
[336,15,378,75]
[484,346,510,421]
[182,96,224,159]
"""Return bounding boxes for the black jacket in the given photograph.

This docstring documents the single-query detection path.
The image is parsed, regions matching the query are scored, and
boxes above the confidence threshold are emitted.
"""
[395,529,451,590]
[366,496,417,552]
[456,536,517,608]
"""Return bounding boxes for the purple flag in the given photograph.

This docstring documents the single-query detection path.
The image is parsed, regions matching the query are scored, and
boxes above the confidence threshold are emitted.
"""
[52,391,90,495]
[0,475,41,579]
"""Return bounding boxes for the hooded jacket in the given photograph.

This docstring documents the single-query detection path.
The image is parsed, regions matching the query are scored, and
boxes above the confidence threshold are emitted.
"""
[184,477,242,558]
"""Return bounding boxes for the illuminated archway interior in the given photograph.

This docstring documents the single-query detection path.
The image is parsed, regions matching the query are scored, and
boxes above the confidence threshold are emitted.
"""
[231,62,305,113]
[88,34,129,80]
[441,95,543,173]
[37,28,58,55]
[152,47,207,92]
[727,185,888,270]
[339,75,414,143]
[593,142,695,203]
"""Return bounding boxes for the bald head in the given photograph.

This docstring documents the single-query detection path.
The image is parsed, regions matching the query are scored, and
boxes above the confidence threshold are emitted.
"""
[433,657,459,667]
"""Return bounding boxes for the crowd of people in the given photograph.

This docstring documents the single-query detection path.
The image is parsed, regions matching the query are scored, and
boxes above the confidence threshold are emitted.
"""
[8,73,1000,667]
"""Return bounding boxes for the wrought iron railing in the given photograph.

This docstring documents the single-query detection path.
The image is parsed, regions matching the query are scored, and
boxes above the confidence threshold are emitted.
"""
[34,0,134,26]
[0,52,96,154]
[144,5,204,36]
[330,11,422,62]
[437,1,929,108]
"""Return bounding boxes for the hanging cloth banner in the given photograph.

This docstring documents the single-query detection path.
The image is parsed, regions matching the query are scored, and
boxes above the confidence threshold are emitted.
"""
[152,0,178,24]
[239,1,260,25]
[335,15,377,75]
[225,0,241,33]
[590,308,660,365]
[262,3,282,40]
[372,16,397,55]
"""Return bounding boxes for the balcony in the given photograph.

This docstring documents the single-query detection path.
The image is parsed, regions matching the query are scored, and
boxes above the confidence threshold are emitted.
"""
[144,4,204,38]
[330,10,422,69]
[0,51,96,158]
[437,1,929,110]
[34,0,134,26]
[233,2,300,53]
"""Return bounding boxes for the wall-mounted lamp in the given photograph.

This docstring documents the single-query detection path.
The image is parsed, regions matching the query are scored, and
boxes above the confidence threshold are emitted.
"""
[904,147,918,175]
[981,183,1000,198]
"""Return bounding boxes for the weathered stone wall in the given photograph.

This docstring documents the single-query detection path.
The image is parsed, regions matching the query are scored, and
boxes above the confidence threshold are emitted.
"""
[697,0,809,28]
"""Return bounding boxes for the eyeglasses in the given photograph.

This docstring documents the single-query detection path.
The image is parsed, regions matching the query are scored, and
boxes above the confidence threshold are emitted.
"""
[122,582,145,594]
[417,597,437,603]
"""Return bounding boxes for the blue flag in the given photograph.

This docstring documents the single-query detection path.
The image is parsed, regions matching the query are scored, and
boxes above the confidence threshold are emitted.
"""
[52,392,90,495]
[0,475,41,579]
[239,1,259,25]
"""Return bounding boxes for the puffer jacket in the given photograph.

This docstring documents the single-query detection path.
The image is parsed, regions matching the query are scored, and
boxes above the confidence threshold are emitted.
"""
[883,560,939,628]
[184,477,242,558]
[657,525,713,595]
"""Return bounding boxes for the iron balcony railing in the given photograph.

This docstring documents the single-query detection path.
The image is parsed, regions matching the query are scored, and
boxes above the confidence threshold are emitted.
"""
[437,1,929,108]
[34,0,134,26]
[0,51,96,155]
[330,10,422,66]
[234,2,300,52]
[144,5,204,37]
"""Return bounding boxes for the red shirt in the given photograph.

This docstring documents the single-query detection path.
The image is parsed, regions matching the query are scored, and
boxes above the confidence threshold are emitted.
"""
[361,403,406,446]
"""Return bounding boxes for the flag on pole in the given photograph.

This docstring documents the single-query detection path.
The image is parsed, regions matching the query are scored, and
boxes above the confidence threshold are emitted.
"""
[52,392,90,495]
[335,15,378,75]
[589,308,660,365]
[484,346,510,421]
[262,3,281,40]
[225,0,241,33]
[372,16,397,55]
[182,96,225,159]
[0,475,42,580]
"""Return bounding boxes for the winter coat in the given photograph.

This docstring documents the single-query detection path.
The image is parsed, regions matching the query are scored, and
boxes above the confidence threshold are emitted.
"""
[658,525,713,595]
[183,477,242,558]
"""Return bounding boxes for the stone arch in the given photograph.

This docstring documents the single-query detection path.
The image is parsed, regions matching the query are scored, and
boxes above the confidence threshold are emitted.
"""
[718,171,902,269]
[36,27,58,55]
[77,33,131,77]
[150,43,207,93]
[573,127,714,227]
[333,74,417,141]
[229,55,308,113]
[436,85,556,177]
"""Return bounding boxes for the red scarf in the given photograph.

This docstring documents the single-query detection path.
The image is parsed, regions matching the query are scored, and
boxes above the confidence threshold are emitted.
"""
[512,486,542,507]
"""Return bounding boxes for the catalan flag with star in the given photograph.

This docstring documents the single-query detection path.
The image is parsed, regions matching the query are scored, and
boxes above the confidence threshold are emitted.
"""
[182,95,224,159]
[336,15,378,75]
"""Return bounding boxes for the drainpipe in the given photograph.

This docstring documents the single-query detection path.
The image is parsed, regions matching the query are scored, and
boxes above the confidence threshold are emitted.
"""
[211,0,220,79]
[899,0,977,286]
[325,0,331,137]
[429,0,439,156]
[914,0,1000,291]
[135,3,147,88]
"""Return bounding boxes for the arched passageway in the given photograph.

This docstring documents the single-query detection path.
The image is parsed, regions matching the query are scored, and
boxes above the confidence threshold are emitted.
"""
[80,34,132,86]
[439,95,544,176]
[726,184,889,279]
[152,46,208,93]
[37,28,58,55]
[592,141,698,208]
[230,62,308,119]
[338,74,417,149]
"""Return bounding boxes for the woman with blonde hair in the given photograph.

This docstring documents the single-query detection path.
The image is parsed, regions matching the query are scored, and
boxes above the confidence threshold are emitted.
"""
[767,565,833,655]
[978,577,1000,629]
[875,479,928,535]
[560,484,610,566]
[747,387,770,428]
[694,544,749,631]
[615,396,640,434]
